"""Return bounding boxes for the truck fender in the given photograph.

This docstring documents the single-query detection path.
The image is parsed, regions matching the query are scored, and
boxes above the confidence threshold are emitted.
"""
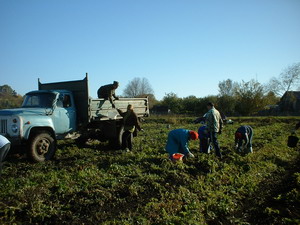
[22,116,55,140]
[24,126,56,141]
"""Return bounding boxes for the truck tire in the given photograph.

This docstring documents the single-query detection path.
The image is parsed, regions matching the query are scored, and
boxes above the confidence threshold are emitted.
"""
[109,125,124,150]
[28,132,56,162]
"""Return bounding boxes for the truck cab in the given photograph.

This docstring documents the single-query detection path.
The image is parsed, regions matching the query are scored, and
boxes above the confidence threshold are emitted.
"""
[22,90,77,135]
[0,89,77,162]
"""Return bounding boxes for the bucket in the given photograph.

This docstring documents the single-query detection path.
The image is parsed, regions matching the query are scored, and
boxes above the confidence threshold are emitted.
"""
[287,135,299,148]
[172,153,184,161]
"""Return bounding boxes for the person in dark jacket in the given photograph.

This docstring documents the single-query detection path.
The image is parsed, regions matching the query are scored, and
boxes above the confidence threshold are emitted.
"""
[116,104,141,151]
[198,125,210,153]
[235,125,253,154]
[165,129,198,159]
[97,81,119,108]
[0,135,10,175]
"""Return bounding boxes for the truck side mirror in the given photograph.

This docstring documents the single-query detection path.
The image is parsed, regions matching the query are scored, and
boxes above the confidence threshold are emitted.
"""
[56,94,64,108]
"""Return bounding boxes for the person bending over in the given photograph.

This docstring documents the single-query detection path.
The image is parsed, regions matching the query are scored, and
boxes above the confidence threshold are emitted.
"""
[235,125,253,154]
[165,129,198,160]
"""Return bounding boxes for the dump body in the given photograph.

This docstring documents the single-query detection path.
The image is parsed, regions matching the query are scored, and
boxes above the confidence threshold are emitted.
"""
[89,98,149,121]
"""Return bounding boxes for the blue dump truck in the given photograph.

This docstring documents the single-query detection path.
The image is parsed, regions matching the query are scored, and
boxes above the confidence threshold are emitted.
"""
[0,74,149,162]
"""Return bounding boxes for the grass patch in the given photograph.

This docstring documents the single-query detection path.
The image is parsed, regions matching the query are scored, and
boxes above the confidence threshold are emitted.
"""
[0,116,299,224]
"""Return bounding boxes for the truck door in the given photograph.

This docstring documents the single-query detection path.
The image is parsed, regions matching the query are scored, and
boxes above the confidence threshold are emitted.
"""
[53,94,77,134]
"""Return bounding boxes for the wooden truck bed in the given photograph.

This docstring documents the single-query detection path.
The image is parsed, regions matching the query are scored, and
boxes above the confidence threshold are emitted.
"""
[90,98,149,121]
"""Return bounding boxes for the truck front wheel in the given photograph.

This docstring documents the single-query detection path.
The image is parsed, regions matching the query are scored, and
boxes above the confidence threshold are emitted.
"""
[28,132,56,162]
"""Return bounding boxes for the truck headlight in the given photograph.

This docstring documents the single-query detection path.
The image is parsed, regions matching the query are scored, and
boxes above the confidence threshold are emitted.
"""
[12,124,19,133]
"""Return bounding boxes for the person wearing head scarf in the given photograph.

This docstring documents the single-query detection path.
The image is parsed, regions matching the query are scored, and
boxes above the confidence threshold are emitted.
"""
[117,104,141,151]
[235,125,253,154]
[165,129,198,159]
[97,81,119,108]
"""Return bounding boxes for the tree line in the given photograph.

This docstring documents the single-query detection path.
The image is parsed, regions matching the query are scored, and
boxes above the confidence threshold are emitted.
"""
[0,85,23,109]
[123,62,300,116]
[157,79,279,116]
[1,62,299,114]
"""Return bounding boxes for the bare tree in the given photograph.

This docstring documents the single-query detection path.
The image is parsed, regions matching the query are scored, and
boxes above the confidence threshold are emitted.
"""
[218,79,238,96]
[235,79,265,116]
[265,76,282,96]
[266,62,300,96]
[281,62,300,92]
[123,77,154,97]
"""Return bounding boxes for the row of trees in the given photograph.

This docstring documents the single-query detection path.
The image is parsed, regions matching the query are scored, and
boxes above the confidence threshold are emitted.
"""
[1,63,299,114]
[122,62,300,116]
[159,79,279,116]
[121,77,279,116]
[0,85,23,109]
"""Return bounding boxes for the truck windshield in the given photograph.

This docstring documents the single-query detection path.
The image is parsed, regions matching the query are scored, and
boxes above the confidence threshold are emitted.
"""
[22,93,56,108]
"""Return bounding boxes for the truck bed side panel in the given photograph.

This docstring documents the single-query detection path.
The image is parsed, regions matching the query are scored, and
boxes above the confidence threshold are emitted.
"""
[90,98,149,121]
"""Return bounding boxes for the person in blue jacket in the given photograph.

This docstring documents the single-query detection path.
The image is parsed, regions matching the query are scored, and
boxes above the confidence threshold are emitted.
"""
[0,135,11,175]
[165,129,198,159]
[235,125,253,154]
[198,125,210,153]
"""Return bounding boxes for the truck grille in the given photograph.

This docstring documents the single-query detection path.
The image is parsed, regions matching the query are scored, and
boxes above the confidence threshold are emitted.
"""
[0,119,7,135]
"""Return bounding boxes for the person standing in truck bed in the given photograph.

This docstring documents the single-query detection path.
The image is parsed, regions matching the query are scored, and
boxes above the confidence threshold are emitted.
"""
[97,81,119,108]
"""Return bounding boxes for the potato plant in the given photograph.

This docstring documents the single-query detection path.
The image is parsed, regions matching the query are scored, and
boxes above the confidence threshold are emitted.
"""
[0,116,299,224]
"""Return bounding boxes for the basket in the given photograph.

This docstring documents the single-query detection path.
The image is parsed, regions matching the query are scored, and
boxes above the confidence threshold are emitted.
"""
[172,153,184,161]
[287,135,299,148]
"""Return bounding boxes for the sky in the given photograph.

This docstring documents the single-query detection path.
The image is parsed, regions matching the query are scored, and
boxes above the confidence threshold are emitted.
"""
[0,0,300,100]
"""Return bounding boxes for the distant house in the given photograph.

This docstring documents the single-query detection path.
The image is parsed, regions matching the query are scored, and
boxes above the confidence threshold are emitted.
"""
[279,91,300,113]
[151,105,170,115]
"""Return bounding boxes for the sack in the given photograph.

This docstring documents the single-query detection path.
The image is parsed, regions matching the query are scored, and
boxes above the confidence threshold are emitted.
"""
[287,135,299,148]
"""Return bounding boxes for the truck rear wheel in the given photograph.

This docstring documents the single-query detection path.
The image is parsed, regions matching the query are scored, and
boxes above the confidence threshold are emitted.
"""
[109,125,124,150]
[28,132,56,162]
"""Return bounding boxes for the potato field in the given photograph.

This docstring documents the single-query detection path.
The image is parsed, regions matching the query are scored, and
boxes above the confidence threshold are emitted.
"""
[0,116,299,225]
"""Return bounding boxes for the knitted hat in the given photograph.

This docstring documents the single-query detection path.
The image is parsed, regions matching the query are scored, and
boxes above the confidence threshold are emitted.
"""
[189,130,199,140]
[235,132,243,139]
